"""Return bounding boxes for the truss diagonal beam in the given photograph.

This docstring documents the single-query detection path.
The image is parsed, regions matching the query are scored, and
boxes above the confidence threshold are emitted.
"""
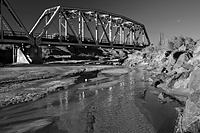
[29,6,61,45]
[81,12,97,45]
[99,23,108,42]
[37,6,60,39]
[97,14,110,44]
[61,11,81,44]
[142,26,150,44]
[135,30,142,43]
[29,6,61,36]
[112,27,120,43]
[125,30,130,44]
[2,0,31,39]
[29,10,47,35]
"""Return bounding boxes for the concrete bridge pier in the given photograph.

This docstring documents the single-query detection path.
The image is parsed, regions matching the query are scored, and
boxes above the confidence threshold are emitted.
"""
[28,46,43,64]
[15,45,43,64]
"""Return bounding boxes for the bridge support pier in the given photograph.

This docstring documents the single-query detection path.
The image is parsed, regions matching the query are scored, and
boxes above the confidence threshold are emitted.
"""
[12,45,17,63]
[28,46,43,64]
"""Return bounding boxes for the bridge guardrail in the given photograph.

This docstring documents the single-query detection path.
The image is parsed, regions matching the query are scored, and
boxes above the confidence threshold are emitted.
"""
[1,30,27,37]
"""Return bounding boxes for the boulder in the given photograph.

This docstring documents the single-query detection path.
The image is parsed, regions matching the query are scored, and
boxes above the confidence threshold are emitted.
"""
[188,67,200,91]
[173,67,188,74]
[123,51,144,67]
[158,93,165,100]
[181,99,200,132]
[110,49,120,58]
[173,53,186,70]
[179,45,186,51]
[173,78,190,90]
[181,63,194,72]
[193,42,200,54]
[158,92,173,103]
[189,90,200,107]
[164,53,176,72]
[115,49,126,57]
[188,51,200,66]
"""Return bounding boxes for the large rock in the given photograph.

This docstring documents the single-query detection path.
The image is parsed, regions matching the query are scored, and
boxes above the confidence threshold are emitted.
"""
[179,67,200,132]
[193,42,200,54]
[123,51,144,67]
[181,98,200,132]
[181,63,194,72]
[164,53,176,73]
[174,78,190,90]
[188,56,200,66]
[188,48,200,66]
[115,49,126,57]
[172,66,189,75]
[173,53,186,70]
[178,45,186,51]
[188,67,200,91]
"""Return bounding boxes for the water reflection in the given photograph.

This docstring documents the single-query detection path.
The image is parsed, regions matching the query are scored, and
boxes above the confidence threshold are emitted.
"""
[109,86,112,91]
[45,95,55,116]
[59,93,64,116]
[107,86,113,107]
[129,71,135,86]
[78,91,85,111]
[95,90,98,95]
[64,90,69,111]
[126,71,135,101]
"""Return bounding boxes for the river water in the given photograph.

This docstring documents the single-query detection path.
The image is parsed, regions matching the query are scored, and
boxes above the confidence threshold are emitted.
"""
[0,68,181,133]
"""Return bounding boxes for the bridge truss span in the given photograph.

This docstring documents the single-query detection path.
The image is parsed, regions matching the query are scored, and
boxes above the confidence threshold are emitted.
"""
[0,0,151,63]
[30,6,150,48]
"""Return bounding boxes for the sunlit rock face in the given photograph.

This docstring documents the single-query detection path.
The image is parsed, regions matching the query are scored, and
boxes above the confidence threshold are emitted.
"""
[123,50,144,67]
[193,42,200,54]
[188,43,200,66]
[173,67,200,132]
[182,99,200,132]
[188,67,200,92]
[181,90,200,133]
[122,37,200,132]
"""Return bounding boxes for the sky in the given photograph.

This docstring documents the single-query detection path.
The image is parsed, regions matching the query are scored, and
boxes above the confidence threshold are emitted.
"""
[3,0,200,44]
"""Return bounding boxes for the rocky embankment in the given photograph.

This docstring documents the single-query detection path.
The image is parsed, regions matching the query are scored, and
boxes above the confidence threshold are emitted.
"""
[123,38,200,133]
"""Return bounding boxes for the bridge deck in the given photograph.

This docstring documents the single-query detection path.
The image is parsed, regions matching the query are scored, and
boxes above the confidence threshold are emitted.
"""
[0,31,146,50]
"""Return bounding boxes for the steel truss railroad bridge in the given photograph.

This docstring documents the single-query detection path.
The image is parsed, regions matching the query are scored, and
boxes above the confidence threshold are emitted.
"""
[0,0,150,63]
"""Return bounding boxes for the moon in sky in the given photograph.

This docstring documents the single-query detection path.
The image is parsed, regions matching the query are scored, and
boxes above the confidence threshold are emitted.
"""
[177,20,180,22]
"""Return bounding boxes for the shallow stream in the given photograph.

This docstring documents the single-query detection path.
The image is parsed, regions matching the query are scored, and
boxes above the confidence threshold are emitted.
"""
[0,68,182,133]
